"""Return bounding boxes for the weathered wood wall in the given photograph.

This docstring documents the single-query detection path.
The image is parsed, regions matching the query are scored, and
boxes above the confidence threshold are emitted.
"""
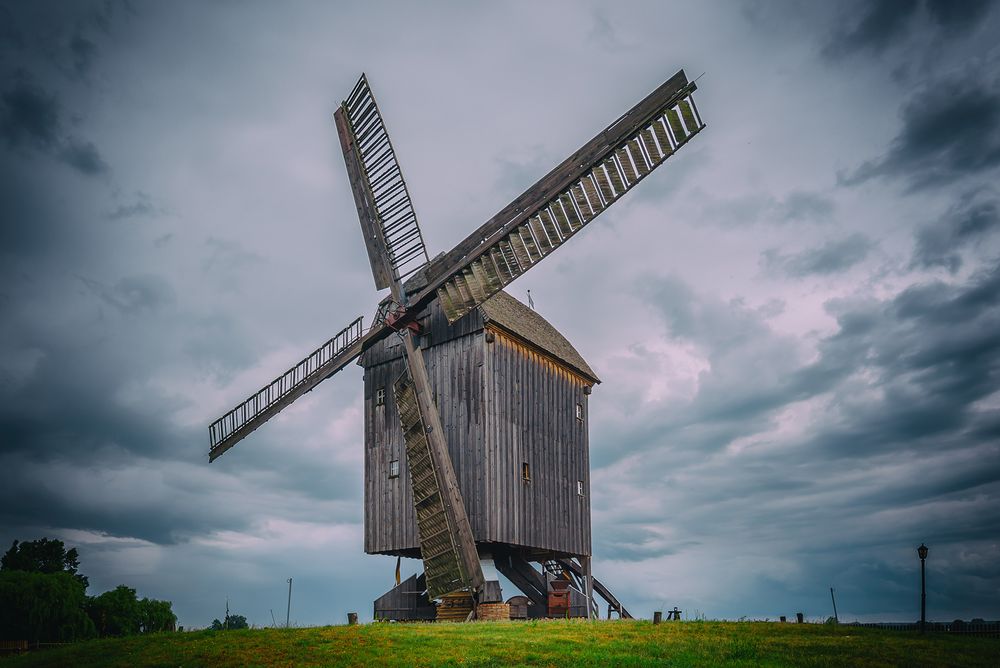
[361,299,591,558]
[483,329,591,556]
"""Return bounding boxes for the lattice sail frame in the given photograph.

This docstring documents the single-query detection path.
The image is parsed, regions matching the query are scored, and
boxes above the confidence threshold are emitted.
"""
[435,79,704,323]
[208,317,365,461]
[337,74,430,290]
[393,372,475,599]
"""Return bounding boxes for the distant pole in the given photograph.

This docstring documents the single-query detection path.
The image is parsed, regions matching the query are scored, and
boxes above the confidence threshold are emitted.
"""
[917,544,928,633]
[270,609,277,627]
[830,587,839,623]
[286,578,293,628]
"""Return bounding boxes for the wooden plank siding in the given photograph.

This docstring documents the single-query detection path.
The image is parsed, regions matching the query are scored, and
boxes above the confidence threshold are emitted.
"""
[484,329,591,556]
[362,296,592,558]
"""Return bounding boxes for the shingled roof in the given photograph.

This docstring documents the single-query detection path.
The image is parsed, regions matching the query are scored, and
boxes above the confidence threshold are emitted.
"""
[479,291,600,384]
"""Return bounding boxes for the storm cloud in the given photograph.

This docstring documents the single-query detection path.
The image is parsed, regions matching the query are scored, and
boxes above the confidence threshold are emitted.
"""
[1,1,998,628]
[912,192,1000,272]
[762,234,873,277]
[0,70,109,176]
[841,71,1000,189]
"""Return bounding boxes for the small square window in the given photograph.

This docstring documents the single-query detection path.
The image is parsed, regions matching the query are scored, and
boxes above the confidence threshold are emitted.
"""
[575,403,584,421]
[389,459,399,478]
[375,388,385,406]
[521,462,531,482]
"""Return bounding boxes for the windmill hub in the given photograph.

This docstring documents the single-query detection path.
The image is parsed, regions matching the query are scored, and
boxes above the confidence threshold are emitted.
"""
[208,69,705,621]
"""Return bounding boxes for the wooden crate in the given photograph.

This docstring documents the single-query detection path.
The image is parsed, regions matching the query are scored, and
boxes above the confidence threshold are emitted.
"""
[436,593,474,622]
[476,603,511,621]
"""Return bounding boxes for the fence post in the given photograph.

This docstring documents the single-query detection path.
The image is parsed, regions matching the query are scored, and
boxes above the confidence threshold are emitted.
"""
[653,611,662,625]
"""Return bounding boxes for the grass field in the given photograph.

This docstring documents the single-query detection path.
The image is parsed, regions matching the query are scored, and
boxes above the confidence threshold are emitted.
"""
[3,620,996,667]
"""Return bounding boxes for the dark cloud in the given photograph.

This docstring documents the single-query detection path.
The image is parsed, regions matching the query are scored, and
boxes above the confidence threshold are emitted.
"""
[806,264,1000,458]
[0,5,25,50]
[59,137,109,175]
[925,0,995,31]
[0,71,110,176]
[823,0,919,59]
[841,73,1000,189]
[69,33,98,79]
[823,0,994,59]
[762,234,872,277]
[0,72,61,150]
[912,192,999,272]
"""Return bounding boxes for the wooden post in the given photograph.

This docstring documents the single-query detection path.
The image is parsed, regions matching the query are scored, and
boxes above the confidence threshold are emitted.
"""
[347,612,358,625]
[583,555,594,621]
[653,611,662,625]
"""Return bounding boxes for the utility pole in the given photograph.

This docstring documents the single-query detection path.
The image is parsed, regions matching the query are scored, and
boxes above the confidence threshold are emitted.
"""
[917,544,928,633]
[830,587,839,623]
[286,578,293,628]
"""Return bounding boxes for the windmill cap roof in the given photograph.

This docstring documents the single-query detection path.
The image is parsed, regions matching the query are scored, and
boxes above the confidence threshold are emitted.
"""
[480,291,600,384]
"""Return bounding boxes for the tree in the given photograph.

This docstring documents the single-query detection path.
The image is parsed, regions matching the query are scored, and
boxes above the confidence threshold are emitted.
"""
[211,613,249,630]
[1,538,88,589]
[87,585,140,637]
[0,570,95,642]
[138,597,177,633]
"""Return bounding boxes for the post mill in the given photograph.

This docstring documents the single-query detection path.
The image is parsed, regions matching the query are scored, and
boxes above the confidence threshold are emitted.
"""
[208,69,705,620]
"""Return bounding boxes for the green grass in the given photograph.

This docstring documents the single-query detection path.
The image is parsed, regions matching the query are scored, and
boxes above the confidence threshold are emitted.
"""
[3,620,996,667]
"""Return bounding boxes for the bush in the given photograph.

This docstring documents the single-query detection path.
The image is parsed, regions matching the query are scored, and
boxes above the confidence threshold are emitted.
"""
[211,614,249,630]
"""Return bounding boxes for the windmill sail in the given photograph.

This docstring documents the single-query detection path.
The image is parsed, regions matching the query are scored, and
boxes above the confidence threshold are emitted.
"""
[337,74,484,600]
[394,370,483,599]
[208,316,366,461]
[336,74,429,290]
[424,70,704,323]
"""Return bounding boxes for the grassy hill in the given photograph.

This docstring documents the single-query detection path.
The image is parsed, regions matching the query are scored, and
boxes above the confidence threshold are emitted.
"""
[3,620,996,667]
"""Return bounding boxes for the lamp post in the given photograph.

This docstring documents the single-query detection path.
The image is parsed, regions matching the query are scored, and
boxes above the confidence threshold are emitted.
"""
[917,543,928,633]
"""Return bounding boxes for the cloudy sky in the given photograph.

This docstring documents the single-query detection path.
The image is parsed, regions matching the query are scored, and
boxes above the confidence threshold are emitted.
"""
[2,0,999,627]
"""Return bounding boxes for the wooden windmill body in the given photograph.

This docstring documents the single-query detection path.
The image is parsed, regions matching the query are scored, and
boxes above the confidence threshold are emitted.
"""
[207,69,705,620]
[363,291,597,558]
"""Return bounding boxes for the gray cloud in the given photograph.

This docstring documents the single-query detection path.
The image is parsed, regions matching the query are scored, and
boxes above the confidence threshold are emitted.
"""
[841,72,1000,189]
[925,0,995,31]
[774,191,836,223]
[794,264,1000,459]
[823,0,920,59]
[0,72,61,150]
[69,33,98,79]
[59,137,109,176]
[698,190,836,227]
[107,191,161,221]
[762,234,873,277]
[0,70,110,176]
[78,274,175,315]
[3,1,999,626]
[912,192,999,272]
[823,0,994,59]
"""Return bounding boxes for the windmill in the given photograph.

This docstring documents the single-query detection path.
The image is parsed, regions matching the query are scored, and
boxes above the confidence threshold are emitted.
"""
[208,69,705,619]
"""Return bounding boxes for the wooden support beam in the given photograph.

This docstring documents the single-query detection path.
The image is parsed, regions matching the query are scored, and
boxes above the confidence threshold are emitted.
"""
[557,558,632,619]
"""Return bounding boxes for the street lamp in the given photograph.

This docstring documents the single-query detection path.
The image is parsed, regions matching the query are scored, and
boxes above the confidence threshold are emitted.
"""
[917,543,928,633]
